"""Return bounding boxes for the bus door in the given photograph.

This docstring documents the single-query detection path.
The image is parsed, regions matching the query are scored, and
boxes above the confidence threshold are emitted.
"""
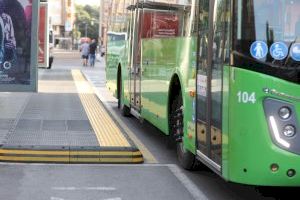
[196,0,229,172]
[129,5,142,112]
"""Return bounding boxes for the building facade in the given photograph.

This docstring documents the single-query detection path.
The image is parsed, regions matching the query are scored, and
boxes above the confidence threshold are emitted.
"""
[48,0,75,41]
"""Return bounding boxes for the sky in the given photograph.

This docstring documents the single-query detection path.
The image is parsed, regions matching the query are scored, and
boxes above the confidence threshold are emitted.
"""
[75,0,100,6]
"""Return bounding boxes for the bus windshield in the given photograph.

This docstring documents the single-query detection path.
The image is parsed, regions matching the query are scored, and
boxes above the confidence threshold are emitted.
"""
[107,32,127,41]
[232,0,300,84]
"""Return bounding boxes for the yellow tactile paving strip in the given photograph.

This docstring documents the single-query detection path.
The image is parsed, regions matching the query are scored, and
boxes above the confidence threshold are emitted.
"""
[0,70,143,164]
[71,70,131,147]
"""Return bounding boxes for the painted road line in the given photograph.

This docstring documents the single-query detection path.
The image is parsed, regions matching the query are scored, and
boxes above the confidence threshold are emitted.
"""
[72,70,131,147]
[1,162,205,200]
[51,197,65,200]
[52,186,116,191]
[168,164,209,200]
[85,76,158,164]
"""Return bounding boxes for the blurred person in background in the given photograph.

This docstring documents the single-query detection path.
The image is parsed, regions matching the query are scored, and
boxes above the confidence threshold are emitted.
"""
[80,40,89,66]
[88,39,97,67]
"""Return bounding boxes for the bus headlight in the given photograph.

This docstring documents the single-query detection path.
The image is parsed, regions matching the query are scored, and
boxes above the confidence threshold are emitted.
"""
[264,98,299,153]
[279,107,291,120]
[283,125,296,137]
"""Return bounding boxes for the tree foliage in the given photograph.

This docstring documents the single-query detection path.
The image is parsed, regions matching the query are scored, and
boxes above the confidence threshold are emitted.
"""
[75,5,99,41]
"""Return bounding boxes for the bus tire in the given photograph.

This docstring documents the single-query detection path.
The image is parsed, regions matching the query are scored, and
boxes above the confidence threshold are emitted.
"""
[119,90,131,117]
[177,140,198,170]
[117,67,130,117]
[121,104,131,117]
[171,94,198,170]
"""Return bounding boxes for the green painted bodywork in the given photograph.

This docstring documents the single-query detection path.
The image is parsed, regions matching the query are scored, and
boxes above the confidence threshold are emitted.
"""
[106,40,124,96]
[107,36,197,154]
[223,67,300,186]
[106,35,300,186]
[141,37,196,151]
[106,39,130,106]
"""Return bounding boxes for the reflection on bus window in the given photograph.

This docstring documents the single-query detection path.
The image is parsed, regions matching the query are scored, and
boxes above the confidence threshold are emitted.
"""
[232,0,300,84]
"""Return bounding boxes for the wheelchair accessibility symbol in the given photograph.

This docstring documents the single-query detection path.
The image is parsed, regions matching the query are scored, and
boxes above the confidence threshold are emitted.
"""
[270,42,288,60]
[250,41,268,60]
[290,43,300,61]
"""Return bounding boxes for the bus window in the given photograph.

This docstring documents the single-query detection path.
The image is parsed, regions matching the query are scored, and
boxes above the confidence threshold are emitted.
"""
[232,0,300,84]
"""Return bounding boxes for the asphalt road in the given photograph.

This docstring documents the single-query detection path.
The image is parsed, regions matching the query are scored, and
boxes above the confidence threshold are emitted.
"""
[0,49,296,200]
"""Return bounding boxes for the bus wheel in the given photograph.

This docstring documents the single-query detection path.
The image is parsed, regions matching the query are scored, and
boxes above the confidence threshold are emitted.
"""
[121,104,131,117]
[117,69,130,117]
[171,94,197,170]
[119,92,131,117]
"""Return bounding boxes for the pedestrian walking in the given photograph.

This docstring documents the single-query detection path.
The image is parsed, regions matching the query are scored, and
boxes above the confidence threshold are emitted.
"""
[89,39,97,67]
[80,40,89,66]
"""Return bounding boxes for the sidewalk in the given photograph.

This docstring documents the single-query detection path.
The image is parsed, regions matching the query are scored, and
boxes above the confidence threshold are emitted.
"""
[0,52,143,164]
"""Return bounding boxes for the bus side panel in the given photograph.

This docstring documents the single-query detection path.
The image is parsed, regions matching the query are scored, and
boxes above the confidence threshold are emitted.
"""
[180,37,197,154]
[106,40,126,97]
[141,37,177,134]
[141,37,197,154]
[227,67,300,186]
[122,41,130,107]
[221,66,230,180]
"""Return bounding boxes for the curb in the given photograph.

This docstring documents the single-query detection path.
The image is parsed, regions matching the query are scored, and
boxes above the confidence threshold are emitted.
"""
[0,145,143,164]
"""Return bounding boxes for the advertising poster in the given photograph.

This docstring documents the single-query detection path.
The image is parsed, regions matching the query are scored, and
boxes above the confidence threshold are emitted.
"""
[38,3,48,67]
[0,0,38,91]
[142,11,179,39]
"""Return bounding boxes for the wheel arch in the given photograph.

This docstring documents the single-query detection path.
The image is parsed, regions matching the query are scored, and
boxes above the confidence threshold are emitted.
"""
[168,73,184,135]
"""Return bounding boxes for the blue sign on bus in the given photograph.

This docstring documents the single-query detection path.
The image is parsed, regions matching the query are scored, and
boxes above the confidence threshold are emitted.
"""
[270,42,288,60]
[290,43,300,61]
[250,41,268,60]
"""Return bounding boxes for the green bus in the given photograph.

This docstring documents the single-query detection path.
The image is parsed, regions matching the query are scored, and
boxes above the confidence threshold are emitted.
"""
[106,0,300,186]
